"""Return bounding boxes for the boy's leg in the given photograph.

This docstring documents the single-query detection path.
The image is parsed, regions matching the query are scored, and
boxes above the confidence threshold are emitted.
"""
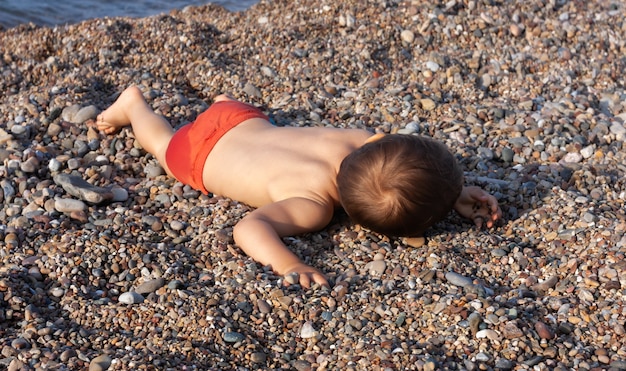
[97,86,174,175]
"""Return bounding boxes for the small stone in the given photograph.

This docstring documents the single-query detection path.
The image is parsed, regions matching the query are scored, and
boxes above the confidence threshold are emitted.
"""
[8,359,26,371]
[510,23,524,37]
[476,329,500,340]
[20,157,39,173]
[60,349,77,362]
[243,83,262,98]
[445,272,473,288]
[54,198,86,213]
[61,104,81,122]
[144,163,164,178]
[250,352,266,363]
[400,29,415,43]
[110,186,129,202]
[425,61,440,72]
[610,361,626,369]
[169,220,185,231]
[135,278,165,294]
[404,236,425,248]
[118,291,144,305]
[284,272,299,285]
[502,322,524,339]
[89,354,112,371]
[11,338,30,350]
[366,260,386,276]
[535,321,554,339]
[73,105,99,124]
[532,276,558,292]
[50,287,65,297]
[54,173,114,204]
[223,331,245,343]
[419,98,436,111]
[293,360,312,371]
[257,299,272,314]
[300,321,317,339]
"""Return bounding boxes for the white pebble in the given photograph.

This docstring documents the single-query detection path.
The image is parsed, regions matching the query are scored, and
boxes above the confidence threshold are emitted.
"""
[300,321,317,339]
[400,29,415,43]
[476,329,501,340]
[110,187,129,202]
[366,260,386,277]
[426,61,440,72]
[118,291,144,305]
[54,198,86,213]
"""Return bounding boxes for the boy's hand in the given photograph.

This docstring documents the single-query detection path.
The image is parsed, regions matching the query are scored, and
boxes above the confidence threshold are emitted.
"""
[454,186,502,228]
[283,263,330,289]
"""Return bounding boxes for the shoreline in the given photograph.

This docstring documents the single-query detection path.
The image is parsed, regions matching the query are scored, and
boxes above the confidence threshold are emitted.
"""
[1,0,626,369]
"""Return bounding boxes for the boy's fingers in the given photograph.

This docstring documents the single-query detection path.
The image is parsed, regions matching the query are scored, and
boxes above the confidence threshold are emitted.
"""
[299,274,311,289]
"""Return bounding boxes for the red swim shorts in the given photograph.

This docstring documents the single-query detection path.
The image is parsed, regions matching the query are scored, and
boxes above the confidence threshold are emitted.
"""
[165,100,269,194]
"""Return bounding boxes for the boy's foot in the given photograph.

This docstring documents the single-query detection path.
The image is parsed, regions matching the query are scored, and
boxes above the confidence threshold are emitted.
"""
[96,86,145,134]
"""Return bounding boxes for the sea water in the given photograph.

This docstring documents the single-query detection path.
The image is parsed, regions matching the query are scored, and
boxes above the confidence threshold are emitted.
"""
[0,0,257,29]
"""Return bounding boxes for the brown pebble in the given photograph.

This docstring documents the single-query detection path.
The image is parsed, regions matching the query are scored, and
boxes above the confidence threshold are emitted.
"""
[535,321,554,339]
[405,237,425,248]
[250,352,267,363]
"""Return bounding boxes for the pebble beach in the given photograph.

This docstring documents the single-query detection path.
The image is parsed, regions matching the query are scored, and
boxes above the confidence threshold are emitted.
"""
[1,0,626,369]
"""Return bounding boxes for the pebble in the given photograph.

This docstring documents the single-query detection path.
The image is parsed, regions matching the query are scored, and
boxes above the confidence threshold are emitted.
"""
[476,329,500,341]
[54,198,87,213]
[89,354,112,371]
[118,291,144,305]
[250,352,267,363]
[535,321,554,339]
[135,278,165,294]
[366,260,386,276]
[400,30,415,43]
[54,173,114,204]
[300,322,317,339]
[445,272,473,288]
[223,331,245,343]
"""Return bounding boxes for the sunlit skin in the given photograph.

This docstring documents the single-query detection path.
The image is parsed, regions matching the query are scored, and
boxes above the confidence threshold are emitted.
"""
[97,86,502,289]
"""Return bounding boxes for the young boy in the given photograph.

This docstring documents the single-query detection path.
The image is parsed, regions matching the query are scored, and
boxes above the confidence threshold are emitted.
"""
[96,86,501,289]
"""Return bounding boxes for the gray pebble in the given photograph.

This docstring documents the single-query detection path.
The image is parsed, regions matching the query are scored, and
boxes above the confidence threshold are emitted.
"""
[89,354,112,371]
[445,272,473,288]
[223,331,245,343]
[250,352,267,363]
[366,260,386,276]
[135,278,165,294]
[144,163,164,178]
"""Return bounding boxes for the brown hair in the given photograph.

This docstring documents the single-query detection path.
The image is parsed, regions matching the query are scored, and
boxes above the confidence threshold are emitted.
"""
[337,134,463,236]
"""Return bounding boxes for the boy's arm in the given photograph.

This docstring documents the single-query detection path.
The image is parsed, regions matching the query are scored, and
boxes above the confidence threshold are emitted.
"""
[232,197,334,288]
[454,186,502,228]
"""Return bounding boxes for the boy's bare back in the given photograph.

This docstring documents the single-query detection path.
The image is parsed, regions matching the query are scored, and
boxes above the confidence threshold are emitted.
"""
[202,120,373,209]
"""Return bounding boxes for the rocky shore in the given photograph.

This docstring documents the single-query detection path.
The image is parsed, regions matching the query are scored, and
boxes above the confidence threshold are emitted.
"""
[1,0,625,369]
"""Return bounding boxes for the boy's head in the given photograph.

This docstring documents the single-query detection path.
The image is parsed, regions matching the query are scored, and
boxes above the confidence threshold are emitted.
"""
[337,134,463,237]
